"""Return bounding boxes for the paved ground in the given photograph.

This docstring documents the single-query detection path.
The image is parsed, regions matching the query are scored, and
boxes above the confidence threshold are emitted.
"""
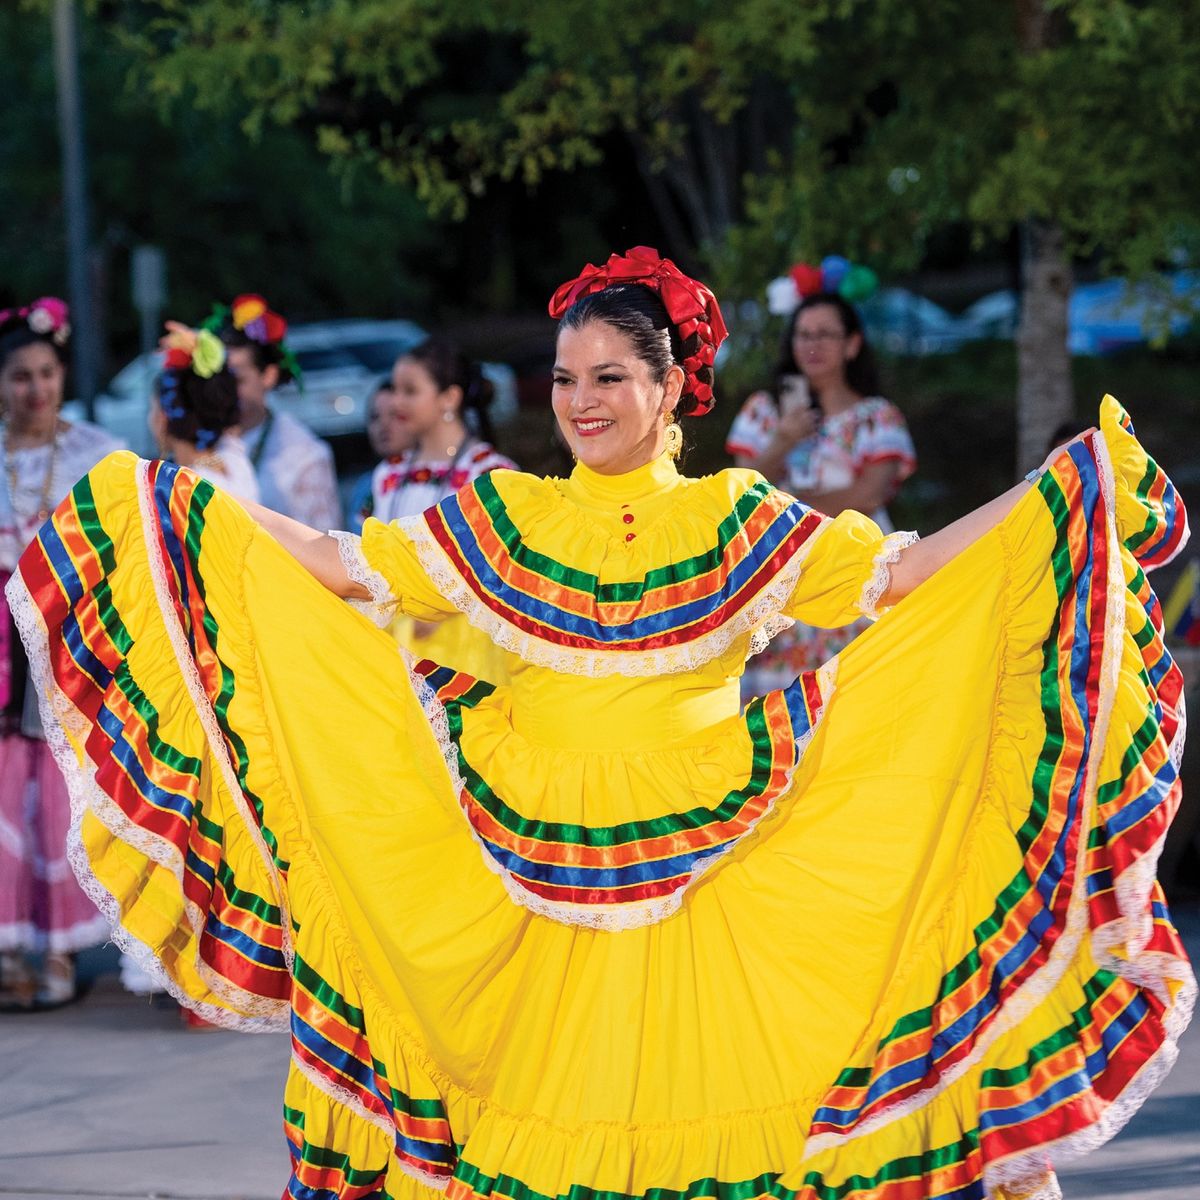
[1,908,1196,1200]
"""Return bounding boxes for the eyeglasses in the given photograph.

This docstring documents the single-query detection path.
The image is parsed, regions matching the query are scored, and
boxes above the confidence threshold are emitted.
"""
[794,331,846,344]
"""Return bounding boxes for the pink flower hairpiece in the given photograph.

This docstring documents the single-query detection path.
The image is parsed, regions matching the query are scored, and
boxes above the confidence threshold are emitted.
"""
[0,297,72,346]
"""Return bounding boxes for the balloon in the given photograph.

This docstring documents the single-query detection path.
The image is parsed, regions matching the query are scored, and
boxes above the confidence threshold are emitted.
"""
[838,264,879,303]
[766,276,800,315]
[788,262,824,298]
[820,254,850,291]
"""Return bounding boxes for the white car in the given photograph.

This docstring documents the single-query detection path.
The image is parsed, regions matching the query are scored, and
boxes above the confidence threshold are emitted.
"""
[66,318,516,455]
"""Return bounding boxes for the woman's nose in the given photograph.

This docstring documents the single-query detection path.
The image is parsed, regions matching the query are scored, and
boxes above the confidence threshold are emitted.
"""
[571,382,600,411]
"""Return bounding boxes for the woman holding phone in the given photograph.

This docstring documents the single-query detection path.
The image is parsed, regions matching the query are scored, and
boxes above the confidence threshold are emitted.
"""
[727,292,916,684]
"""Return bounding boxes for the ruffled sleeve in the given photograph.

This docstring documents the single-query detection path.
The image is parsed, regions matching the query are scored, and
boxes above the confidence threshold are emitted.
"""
[345,517,461,622]
[784,508,919,627]
[725,391,778,459]
[851,398,917,483]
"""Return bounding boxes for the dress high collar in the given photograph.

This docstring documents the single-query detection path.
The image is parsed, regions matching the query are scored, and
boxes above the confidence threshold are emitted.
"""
[566,454,680,508]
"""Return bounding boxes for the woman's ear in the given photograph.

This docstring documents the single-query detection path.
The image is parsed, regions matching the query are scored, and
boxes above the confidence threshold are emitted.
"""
[663,364,686,413]
[441,384,464,416]
[844,332,863,363]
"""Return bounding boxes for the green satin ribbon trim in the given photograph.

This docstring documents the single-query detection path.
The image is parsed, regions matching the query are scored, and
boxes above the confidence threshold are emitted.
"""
[474,474,784,603]
[443,684,786,847]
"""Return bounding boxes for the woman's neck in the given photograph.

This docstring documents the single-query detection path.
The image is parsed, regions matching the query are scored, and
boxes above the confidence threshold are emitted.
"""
[4,412,62,448]
[165,437,217,467]
[812,379,862,415]
[416,419,469,463]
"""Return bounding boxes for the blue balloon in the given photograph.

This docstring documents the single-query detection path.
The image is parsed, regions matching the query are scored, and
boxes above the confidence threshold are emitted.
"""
[820,255,850,291]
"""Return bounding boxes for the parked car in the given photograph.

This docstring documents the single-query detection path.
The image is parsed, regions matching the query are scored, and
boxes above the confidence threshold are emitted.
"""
[66,318,517,455]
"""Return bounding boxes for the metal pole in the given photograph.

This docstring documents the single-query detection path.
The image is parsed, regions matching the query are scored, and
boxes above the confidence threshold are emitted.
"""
[51,0,98,419]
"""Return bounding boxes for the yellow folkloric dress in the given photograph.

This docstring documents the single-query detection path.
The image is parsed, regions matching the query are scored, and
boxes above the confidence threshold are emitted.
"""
[6,397,1193,1200]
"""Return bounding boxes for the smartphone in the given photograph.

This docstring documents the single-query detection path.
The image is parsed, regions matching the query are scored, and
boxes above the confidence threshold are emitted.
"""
[777,374,811,415]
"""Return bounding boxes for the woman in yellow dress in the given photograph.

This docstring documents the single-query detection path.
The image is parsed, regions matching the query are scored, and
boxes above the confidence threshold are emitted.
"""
[5,247,1193,1200]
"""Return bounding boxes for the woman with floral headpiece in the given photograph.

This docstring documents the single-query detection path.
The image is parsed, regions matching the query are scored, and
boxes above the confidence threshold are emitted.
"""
[215,294,341,530]
[6,248,1193,1199]
[0,298,123,1008]
[149,322,259,503]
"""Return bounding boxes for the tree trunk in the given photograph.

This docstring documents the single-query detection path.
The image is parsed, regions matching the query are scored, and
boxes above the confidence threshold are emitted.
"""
[1015,219,1073,474]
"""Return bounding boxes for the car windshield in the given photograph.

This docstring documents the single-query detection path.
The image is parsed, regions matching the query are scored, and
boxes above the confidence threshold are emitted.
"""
[347,339,424,372]
[107,354,161,399]
[292,346,362,374]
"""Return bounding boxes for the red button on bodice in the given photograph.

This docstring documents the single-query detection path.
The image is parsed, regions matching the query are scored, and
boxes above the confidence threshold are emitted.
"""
[622,512,634,524]
[625,532,636,542]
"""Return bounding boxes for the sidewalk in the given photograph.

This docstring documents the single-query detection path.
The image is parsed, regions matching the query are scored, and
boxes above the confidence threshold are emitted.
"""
[1,908,1196,1200]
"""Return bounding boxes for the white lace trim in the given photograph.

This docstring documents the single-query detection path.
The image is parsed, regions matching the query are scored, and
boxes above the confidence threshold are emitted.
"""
[1,468,294,1031]
[397,512,831,678]
[857,530,920,619]
[6,567,284,1030]
[404,653,838,932]
[990,1172,1063,1200]
[333,529,397,628]
[803,432,1195,1193]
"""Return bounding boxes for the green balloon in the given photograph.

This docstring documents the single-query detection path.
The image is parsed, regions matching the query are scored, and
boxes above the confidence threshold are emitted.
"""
[838,264,879,302]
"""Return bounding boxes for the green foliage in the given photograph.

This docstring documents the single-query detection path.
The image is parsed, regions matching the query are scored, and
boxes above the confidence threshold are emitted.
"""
[715,1,1200,298]
[108,1,1200,310]
[1,3,441,366]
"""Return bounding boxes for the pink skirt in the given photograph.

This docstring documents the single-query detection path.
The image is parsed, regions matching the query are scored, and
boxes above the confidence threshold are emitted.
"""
[0,733,108,954]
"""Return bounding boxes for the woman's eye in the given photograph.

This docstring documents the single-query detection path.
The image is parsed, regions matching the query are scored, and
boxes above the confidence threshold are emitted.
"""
[598,374,624,384]
[552,375,572,387]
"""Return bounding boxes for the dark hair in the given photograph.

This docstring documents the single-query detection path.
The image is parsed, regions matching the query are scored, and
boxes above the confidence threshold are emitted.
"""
[555,284,713,418]
[777,292,880,401]
[0,326,67,373]
[157,366,240,450]
[404,335,497,443]
[220,327,294,385]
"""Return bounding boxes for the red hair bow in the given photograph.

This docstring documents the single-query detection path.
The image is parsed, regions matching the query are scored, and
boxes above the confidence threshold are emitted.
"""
[548,246,728,416]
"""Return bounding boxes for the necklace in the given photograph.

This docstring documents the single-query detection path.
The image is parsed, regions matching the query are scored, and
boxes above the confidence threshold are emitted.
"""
[379,439,475,523]
[2,422,63,524]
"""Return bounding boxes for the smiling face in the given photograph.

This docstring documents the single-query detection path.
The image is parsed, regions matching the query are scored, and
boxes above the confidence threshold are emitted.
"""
[791,302,861,390]
[0,341,65,434]
[551,321,684,475]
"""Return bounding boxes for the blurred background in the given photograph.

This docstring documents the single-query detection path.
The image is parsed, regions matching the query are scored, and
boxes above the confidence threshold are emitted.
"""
[3,0,1199,894]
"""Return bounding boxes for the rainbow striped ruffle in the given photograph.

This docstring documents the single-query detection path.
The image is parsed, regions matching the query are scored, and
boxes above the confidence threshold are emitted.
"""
[395,472,828,676]
[4,396,1193,1200]
[414,659,833,928]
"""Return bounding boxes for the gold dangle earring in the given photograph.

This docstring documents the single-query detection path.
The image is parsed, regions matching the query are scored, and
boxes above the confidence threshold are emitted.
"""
[662,415,683,460]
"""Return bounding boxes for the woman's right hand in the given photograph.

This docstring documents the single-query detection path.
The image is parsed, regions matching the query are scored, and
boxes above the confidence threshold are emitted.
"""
[775,403,820,447]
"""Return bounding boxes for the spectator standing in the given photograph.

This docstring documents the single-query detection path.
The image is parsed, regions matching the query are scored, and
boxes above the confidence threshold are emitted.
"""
[0,299,122,1008]
[348,377,409,534]
[369,336,515,680]
[727,293,916,687]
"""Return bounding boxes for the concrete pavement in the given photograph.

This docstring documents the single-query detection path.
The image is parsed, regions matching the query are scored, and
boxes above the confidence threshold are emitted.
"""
[1,908,1197,1200]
